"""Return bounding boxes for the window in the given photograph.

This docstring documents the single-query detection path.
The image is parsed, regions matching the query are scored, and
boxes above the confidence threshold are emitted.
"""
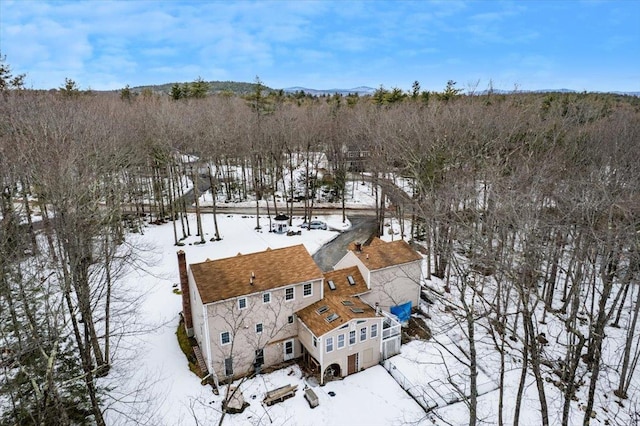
[224,357,233,376]
[238,297,247,310]
[285,340,294,356]
[337,334,345,349]
[360,327,367,342]
[220,331,231,345]
[316,305,329,314]
[313,336,318,347]
[254,349,264,371]
[288,315,294,324]
[341,300,354,306]
[349,330,356,345]
[347,275,356,285]
[256,323,263,334]
[371,324,378,339]
[328,280,336,290]
[303,282,313,297]
[285,287,294,301]
[326,336,334,353]
[263,292,271,304]
[326,313,340,323]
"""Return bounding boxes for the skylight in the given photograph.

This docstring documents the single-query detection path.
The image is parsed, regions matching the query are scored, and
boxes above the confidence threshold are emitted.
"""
[328,280,336,291]
[347,275,356,285]
[350,308,365,314]
[326,313,340,323]
[341,300,354,306]
[316,305,329,315]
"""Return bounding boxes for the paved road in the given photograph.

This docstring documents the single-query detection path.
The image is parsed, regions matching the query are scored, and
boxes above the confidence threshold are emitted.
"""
[312,215,377,272]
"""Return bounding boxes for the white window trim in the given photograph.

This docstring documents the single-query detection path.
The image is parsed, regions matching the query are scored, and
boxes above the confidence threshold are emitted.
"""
[326,336,334,353]
[220,331,231,346]
[371,324,378,339]
[303,282,313,297]
[337,333,345,349]
[288,315,295,324]
[256,323,263,334]
[349,330,356,345]
[238,297,247,310]
[263,292,271,304]
[313,336,318,347]
[360,327,367,342]
[285,287,295,301]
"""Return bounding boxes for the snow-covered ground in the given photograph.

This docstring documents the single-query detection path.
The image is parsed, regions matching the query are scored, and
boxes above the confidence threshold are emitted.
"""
[99,205,640,425]
[101,213,428,425]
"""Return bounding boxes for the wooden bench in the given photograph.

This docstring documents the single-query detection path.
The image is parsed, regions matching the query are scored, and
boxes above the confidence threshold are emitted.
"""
[263,384,298,406]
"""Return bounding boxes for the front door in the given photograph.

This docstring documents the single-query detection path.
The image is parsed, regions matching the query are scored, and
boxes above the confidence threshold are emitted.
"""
[284,339,295,361]
[347,353,358,375]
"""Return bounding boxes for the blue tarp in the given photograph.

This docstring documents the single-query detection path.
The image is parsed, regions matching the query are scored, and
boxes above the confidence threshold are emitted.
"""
[390,301,412,323]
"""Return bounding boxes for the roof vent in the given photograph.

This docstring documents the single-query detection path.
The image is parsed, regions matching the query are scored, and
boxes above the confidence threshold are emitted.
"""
[355,242,362,252]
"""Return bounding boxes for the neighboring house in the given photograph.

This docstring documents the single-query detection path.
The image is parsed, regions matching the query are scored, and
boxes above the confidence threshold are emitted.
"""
[334,238,423,321]
[177,238,421,386]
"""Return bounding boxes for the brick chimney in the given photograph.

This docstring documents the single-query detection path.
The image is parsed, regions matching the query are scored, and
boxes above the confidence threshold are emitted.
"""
[177,250,194,337]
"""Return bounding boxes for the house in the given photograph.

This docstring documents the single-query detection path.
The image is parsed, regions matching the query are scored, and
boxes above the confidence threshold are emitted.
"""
[177,238,421,387]
[178,245,324,386]
[334,238,423,322]
[296,267,401,384]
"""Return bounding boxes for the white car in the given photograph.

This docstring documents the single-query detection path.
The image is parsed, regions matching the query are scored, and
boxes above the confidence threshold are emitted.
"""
[300,220,327,230]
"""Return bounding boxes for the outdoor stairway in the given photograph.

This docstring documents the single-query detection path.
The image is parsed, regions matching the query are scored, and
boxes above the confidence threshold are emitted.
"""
[192,345,208,374]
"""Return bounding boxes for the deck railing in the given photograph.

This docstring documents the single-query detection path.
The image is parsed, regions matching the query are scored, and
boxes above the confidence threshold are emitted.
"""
[381,311,402,340]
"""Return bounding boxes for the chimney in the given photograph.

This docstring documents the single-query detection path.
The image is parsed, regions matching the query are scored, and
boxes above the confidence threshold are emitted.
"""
[355,242,362,252]
[177,251,194,337]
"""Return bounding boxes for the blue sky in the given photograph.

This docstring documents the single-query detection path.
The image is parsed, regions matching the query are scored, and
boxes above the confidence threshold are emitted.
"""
[1,0,638,92]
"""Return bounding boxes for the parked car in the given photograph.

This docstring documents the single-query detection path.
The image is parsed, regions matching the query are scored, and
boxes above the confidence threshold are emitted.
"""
[300,220,327,230]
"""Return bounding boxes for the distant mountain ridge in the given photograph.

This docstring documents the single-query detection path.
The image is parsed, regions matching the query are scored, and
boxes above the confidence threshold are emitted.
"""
[126,81,638,97]
[131,80,273,95]
[283,86,376,96]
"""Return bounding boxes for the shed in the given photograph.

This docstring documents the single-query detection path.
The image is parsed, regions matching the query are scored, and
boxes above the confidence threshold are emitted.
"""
[272,214,290,234]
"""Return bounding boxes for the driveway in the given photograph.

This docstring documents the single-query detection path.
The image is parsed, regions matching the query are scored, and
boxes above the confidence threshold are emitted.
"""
[312,215,377,272]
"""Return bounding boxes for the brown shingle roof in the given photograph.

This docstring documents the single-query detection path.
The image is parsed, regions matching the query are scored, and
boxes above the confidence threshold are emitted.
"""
[297,266,376,337]
[348,238,422,270]
[190,245,323,304]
